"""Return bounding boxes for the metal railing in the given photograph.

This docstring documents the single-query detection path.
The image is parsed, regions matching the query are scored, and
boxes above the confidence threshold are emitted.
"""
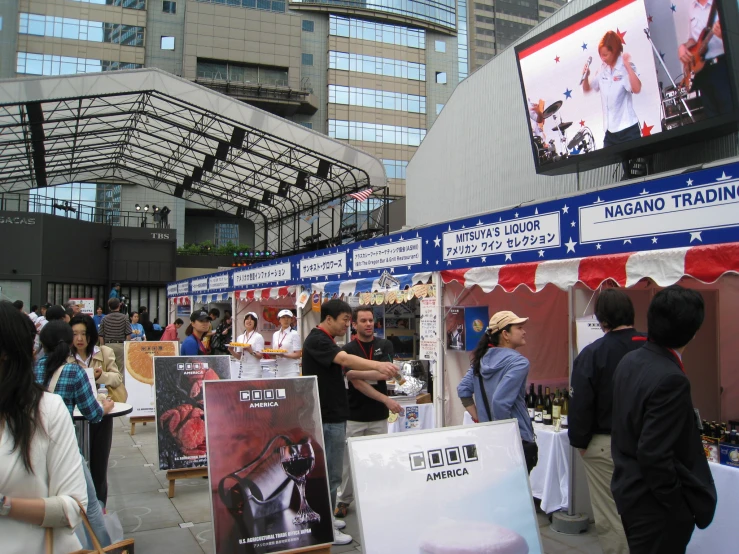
[0,193,171,229]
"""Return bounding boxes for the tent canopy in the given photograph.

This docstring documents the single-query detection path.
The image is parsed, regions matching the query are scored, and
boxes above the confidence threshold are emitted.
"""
[441,243,739,292]
[0,69,386,224]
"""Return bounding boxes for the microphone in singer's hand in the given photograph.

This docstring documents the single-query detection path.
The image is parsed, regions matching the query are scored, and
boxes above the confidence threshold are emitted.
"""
[580,56,593,85]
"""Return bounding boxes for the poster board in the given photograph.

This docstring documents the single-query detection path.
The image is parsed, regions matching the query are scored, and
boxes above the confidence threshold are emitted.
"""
[123,341,179,417]
[576,316,604,354]
[155,355,230,470]
[464,306,489,351]
[419,297,439,362]
[446,306,465,350]
[69,298,95,315]
[203,377,333,554]
[348,421,543,554]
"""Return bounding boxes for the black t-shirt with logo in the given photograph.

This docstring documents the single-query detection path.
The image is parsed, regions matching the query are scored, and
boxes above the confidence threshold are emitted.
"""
[342,338,394,422]
[302,327,348,423]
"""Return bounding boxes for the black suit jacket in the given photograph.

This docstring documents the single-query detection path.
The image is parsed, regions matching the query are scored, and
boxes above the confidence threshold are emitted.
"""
[611,342,716,529]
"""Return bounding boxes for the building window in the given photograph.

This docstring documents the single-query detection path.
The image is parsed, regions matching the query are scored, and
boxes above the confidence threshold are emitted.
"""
[196,0,285,12]
[435,71,447,84]
[476,39,495,48]
[329,120,426,146]
[162,0,176,12]
[161,36,175,50]
[299,0,455,29]
[435,40,446,53]
[301,53,313,65]
[69,0,146,9]
[329,51,425,81]
[436,103,444,115]
[329,85,426,114]
[0,16,3,30]
[302,20,314,32]
[299,122,313,129]
[382,159,408,179]
[329,15,425,49]
[19,14,145,46]
[214,222,239,247]
[197,59,288,86]
[28,183,122,225]
[475,15,494,24]
[17,52,142,75]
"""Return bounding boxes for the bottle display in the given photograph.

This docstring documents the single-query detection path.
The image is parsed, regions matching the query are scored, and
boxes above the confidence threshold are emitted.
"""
[543,387,552,426]
[552,389,562,431]
[97,385,108,406]
[561,390,569,429]
[527,384,535,422]
[534,385,544,424]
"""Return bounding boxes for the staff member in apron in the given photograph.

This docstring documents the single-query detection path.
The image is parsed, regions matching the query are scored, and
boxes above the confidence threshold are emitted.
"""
[272,309,302,377]
[228,312,264,379]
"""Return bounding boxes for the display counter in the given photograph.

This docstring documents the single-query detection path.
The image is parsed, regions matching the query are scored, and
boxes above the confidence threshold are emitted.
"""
[687,463,739,553]
[387,401,435,433]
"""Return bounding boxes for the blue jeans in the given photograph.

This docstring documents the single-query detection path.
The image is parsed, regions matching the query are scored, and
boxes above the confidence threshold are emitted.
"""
[322,422,346,510]
[78,456,112,548]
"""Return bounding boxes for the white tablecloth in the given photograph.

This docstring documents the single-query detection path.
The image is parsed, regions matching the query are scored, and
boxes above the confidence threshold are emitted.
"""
[462,415,570,513]
[687,463,739,553]
[387,403,435,433]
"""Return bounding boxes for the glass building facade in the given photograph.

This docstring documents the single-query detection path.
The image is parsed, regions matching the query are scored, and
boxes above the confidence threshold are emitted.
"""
[17,52,142,75]
[329,85,426,113]
[329,15,425,48]
[300,0,454,30]
[19,14,145,47]
[329,120,426,146]
[329,51,425,80]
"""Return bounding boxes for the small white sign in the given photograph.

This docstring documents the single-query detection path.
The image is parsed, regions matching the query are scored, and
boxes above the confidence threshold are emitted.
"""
[443,213,560,260]
[419,297,439,362]
[69,298,95,316]
[576,317,604,354]
[579,177,739,243]
[167,284,178,296]
[177,282,189,294]
[353,238,423,271]
[191,277,208,292]
[300,251,347,279]
[208,274,229,290]
[233,261,291,287]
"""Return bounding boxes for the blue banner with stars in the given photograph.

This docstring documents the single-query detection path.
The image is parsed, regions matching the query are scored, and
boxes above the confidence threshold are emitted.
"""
[167,162,739,296]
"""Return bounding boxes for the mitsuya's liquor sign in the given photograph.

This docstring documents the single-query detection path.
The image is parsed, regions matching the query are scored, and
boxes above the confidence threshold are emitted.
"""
[348,421,542,554]
[203,377,333,554]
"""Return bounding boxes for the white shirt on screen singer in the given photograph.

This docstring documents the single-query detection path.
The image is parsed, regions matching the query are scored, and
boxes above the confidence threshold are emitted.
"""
[689,0,723,61]
[589,55,639,134]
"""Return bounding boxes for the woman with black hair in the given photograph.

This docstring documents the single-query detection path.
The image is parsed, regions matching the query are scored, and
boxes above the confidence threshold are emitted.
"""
[68,314,124,508]
[228,312,264,379]
[457,311,538,473]
[0,302,88,553]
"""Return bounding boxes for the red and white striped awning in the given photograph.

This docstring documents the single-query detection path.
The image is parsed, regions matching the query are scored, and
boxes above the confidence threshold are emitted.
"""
[171,296,190,305]
[441,243,739,292]
[234,285,297,301]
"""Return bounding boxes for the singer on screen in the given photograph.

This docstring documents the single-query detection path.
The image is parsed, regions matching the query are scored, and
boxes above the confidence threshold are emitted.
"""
[582,30,642,148]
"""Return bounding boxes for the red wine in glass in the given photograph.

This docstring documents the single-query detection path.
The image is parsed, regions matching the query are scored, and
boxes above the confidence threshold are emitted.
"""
[280,443,321,525]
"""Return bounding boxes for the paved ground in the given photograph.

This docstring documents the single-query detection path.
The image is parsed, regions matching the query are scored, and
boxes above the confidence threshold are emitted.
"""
[108,417,603,553]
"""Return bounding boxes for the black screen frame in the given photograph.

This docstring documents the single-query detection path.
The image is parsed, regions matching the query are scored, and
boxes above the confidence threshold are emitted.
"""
[513,0,739,176]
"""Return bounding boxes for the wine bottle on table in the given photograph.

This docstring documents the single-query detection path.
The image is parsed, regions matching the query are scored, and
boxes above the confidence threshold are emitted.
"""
[561,390,570,429]
[543,387,552,426]
[527,384,535,422]
[552,389,562,431]
[534,385,544,424]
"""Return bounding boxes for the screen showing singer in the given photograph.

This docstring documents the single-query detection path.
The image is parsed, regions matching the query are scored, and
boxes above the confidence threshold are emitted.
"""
[515,0,733,171]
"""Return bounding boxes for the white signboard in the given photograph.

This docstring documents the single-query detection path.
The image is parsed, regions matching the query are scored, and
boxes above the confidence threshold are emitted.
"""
[443,212,560,260]
[69,298,95,316]
[233,262,291,288]
[353,238,423,271]
[579,177,739,243]
[300,252,347,279]
[576,317,604,355]
[191,277,208,292]
[419,297,439,362]
[123,341,179,417]
[349,421,543,554]
[177,282,189,294]
[167,284,178,296]
[208,274,229,290]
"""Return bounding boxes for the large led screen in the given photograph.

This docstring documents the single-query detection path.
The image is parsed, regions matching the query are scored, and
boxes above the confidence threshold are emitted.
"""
[515,0,737,174]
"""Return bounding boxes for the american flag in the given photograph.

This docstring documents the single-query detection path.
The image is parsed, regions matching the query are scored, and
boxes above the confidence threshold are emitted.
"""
[348,188,373,202]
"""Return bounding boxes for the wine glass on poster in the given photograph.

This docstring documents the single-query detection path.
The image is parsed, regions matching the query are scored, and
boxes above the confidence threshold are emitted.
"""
[280,442,321,525]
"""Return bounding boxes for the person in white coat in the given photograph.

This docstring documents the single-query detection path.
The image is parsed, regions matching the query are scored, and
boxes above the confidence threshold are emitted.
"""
[271,309,302,377]
[228,312,264,379]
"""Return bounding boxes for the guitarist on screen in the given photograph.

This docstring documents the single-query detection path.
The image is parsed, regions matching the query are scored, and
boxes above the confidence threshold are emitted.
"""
[678,0,732,118]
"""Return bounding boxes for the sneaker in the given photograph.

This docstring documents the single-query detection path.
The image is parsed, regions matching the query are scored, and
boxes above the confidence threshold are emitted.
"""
[334,501,350,518]
[333,529,353,545]
[333,518,346,530]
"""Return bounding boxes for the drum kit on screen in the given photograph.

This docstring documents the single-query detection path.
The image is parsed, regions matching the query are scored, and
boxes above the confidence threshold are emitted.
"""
[533,100,596,166]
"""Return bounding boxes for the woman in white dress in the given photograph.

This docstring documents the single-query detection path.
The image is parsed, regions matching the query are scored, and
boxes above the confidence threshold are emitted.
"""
[272,309,302,377]
[228,312,264,379]
[0,301,87,554]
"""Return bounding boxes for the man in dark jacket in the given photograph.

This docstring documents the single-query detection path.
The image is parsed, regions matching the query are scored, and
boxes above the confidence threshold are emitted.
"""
[569,289,646,554]
[611,285,716,554]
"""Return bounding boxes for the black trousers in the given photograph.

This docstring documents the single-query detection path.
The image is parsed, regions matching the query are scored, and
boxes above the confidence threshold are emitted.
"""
[522,439,538,474]
[620,494,695,554]
[693,57,733,119]
[89,417,113,506]
[603,122,642,148]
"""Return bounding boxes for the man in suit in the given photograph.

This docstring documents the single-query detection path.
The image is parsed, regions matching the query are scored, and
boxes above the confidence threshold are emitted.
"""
[611,285,716,554]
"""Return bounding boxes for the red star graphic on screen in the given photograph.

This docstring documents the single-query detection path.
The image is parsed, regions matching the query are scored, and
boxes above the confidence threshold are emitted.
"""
[648,14,653,23]
[579,120,586,127]
[616,28,627,44]
[554,55,560,63]
[642,121,654,136]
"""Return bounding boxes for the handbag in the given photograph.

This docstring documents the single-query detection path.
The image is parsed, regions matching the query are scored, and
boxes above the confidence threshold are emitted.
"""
[106,382,128,403]
[45,500,134,554]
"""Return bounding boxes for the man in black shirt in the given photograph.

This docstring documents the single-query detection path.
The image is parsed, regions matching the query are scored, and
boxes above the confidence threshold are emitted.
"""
[302,299,396,545]
[569,289,645,554]
[334,306,402,519]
